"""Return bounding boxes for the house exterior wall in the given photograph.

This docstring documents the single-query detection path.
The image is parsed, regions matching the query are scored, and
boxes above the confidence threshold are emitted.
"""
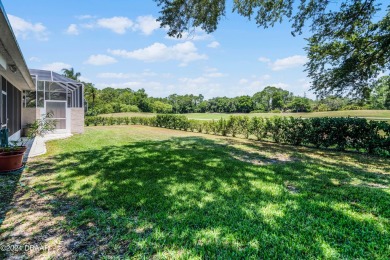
[70,108,84,134]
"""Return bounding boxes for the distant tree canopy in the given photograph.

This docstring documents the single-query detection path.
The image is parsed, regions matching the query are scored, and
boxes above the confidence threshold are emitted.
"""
[155,0,390,97]
[81,79,390,116]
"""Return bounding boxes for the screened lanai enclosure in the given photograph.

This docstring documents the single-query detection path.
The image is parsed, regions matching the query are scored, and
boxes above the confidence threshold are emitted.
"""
[22,69,84,134]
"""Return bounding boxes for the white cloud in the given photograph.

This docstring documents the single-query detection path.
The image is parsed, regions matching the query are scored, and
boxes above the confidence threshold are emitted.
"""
[80,23,94,29]
[7,14,48,40]
[207,41,220,48]
[109,41,207,65]
[74,15,161,36]
[66,24,79,35]
[78,76,91,82]
[271,55,307,71]
[271,82,290,89]
[96,81,141,89]
[76,15,95,20]
[258,57,271,63]
[205,72,226,78]
[95,81,168,97]
[135,15,160,35]
[97,17,134,34]
[262,74,271,80]
[29,57,41,62]
[97,70,159,79]
[41,62,71,72]
[97,73,131,79]
[179,77,209,85]
[239,79,249,84]
[204,67,218,73]
[85,55,117,66]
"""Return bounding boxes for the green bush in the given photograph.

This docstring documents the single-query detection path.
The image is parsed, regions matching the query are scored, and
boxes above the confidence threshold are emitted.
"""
[267,117,284,143]
[282,117,307,145]
[218,118,228,136]
[227,116,240,137]
[249,117,266,140]
[238,116,251,139]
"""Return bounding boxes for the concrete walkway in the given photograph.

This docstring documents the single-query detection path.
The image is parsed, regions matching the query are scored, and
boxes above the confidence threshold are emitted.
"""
[25,133,72,159]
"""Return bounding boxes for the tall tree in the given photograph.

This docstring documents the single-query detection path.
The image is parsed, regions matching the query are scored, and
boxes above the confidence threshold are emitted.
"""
[370,76,390,109]
[155,0,390,97]
[62,67,81,81]
[253,86,292,112]
[84,83,98,108]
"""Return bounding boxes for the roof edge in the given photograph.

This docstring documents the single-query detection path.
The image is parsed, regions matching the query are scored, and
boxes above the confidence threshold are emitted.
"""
[0,0,35,90]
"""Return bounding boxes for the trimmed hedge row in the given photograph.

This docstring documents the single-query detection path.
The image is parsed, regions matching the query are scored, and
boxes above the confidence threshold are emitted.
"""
[85,115,390,156]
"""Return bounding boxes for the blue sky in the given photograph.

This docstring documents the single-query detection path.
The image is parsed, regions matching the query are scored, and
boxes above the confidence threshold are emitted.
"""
[3,0,316,99]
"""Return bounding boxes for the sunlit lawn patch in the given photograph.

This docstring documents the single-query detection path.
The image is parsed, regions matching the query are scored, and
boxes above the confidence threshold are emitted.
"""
[1,125,389,259]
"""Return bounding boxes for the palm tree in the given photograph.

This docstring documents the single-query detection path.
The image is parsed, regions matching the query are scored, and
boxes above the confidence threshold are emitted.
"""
[84,83,97,108]
[62,67,81,81]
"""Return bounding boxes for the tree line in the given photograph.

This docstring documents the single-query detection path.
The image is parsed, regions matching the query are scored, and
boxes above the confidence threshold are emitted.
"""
[82,76,389,116]
[63,68,389,115]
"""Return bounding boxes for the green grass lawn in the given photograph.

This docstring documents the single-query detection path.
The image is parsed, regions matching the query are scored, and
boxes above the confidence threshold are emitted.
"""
[1,126,389,258]
[100,110,390,121]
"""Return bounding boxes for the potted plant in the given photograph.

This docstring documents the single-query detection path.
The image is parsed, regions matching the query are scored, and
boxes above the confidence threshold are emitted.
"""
[0,145,25,172]
[18,112,57,152]
[0,113,56,172]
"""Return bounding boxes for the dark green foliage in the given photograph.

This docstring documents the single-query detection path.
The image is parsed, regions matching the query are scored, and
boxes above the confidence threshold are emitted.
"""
[266,117,285,143]
[155,0,390,97]
[86,115,390,156]
[253,86,293,112]
[282,117,307,146]
[209,120,219,135]
[155,114,189,130]
[227,116,239,137]
[203,121,210,134]
[249,117,266,141]
[84,81,389,115]
[238,116,251,139]
[217,118,228,136]
[288,97,312,112]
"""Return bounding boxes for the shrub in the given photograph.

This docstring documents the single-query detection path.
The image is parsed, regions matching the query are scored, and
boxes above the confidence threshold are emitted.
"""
[249,117,266,140]
[340,104,364,111]
[116,117,124,125]
[209,120,219,135]
[238,116,251,139]
[267,117,285,143]
[282,117,307,145]
[227,116,240,137]
[270,109,282,113]
[203,121,210,134]
[218,118,228,136]
[108,117,116,126]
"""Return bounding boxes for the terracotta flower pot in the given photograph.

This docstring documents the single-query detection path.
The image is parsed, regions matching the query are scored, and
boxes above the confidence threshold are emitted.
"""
[0,151,24,172]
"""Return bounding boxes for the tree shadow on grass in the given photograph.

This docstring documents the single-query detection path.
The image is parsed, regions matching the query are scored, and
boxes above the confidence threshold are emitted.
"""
[2,136,389,258]
[0,173,21,259]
